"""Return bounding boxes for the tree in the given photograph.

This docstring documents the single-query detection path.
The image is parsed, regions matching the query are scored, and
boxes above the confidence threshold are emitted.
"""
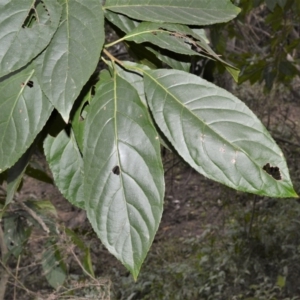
[0,0,297,282]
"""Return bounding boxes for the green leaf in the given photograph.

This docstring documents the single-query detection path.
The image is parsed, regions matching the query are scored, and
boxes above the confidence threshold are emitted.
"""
[113,61,150,106]
[144,69,297,198]
[146,46,191,72]
[42,240,67,289]
[105,10,140,33]
[35,0,105,122]
[126,42,163,69]
[0,0,62,77]
[4,214,31,259]
[6,146,35,207]
[191,28,210,44]
[83,73,164,279]
[0,64,53,172]
[44,128,84,209]
[26,199,58,219]
[104,0,240,25]
[105,14,191,72]
[123,22,238,80]
[123,22,198,57]
[71,87,93,153]
[278,60,298,77]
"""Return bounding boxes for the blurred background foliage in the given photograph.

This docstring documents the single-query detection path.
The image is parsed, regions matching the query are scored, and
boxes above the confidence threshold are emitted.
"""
[210,0,300,92]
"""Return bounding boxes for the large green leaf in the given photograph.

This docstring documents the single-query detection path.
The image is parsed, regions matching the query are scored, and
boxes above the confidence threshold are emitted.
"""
[0,0,62,77]
[105,10,191,72]
[104,0,240,25]
[83,73,164,279]
[146,46,191,72]
[44,128,84,209]
[0,64,53,172]
[144,69,297,198]
[34,0,105,122]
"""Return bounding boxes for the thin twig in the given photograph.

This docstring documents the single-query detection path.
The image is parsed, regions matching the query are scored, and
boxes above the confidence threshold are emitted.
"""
[0,260,35,297]
[103,48,124,66]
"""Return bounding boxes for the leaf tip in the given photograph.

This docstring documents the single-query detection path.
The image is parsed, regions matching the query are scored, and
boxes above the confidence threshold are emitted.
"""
[131,269,139,282]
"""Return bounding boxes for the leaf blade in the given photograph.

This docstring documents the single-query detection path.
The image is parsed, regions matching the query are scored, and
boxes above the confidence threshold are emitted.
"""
[0,0,62,77]
[35,0,105,122]
[123,22,198,57]
[83,74,164,279]
[104,0,240,25]
[44,129,84,209]
[0,64,53,172]
[144,69,297,198]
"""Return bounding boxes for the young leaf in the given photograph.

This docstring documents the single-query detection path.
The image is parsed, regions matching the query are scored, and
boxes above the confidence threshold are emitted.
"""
[71,88,93,153]
[34,0,105,122]
[0,0,62,77]
[106,10,190,71]
[0,64,53,172]
[152,24,239,82]
[83,73,164,279]
[104,0,240,25]
[144,69,297,198]
[44,128,84,209]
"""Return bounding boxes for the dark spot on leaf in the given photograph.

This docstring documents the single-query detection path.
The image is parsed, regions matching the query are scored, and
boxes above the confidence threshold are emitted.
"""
[27,80,34,88]
[112,165,120,175]
[21,80,34,88]
[263,163,282,180]
[21,8,36,28]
